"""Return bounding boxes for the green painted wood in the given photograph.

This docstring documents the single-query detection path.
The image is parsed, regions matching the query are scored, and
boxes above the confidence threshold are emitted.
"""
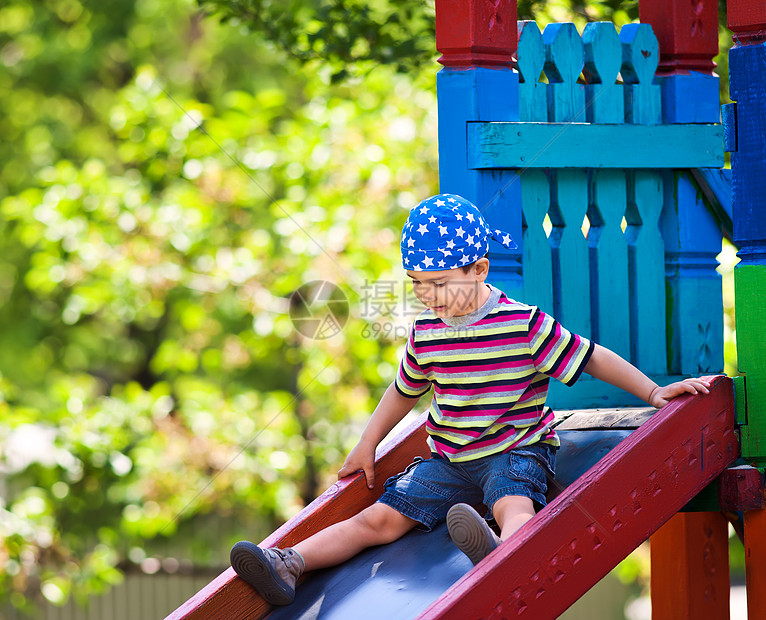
[626,171,667,374]
[520,169,554,314]
[466,122,724,169]
[734,375,747,426]
[735,264,766,463]
[582,22,624,124]
[620,24,661,125]
[543,23,586,122]
[517,21,546,122]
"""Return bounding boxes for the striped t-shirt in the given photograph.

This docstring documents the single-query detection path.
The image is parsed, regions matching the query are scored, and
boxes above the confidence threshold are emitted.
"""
[395,285,594,462]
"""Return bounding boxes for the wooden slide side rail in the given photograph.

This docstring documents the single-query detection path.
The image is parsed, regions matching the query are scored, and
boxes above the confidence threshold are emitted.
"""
[418,376,738,619]
[165,414,430,620]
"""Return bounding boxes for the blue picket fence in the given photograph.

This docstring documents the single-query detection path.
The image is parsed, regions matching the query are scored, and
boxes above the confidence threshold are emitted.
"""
[437,21,726,407]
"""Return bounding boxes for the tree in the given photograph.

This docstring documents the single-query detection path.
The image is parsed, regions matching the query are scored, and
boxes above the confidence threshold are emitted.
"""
[197,0,645,79]
[0,0,439,612]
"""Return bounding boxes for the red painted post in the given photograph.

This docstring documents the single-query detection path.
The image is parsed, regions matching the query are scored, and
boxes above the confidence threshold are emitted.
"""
[638,0,719,74]
[649,512,730,620]
[744,509,766,619]
[728,0,766,45]
[435,0,517,67]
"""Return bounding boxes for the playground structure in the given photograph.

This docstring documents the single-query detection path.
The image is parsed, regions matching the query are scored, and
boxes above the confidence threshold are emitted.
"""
[169,0,766,617]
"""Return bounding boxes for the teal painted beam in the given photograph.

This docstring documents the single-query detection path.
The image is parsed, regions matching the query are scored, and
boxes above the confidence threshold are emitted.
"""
[467,122,724,169]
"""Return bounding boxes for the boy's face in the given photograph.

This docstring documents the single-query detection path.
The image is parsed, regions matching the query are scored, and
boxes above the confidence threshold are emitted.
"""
[406,259,489,319]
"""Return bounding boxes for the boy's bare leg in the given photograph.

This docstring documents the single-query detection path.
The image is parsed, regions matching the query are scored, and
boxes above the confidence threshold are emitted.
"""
[294,503,418,571]
[492,495,535,540]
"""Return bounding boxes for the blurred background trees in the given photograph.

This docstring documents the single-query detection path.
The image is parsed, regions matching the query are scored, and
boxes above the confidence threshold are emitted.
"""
[0,0,737,616]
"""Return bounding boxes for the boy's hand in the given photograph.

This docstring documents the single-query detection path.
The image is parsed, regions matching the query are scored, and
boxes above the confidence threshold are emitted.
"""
[338,440,377,489]
[648,377,712,409]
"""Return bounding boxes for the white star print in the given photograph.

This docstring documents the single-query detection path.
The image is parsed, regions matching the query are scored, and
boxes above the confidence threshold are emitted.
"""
[455,226,465,237]
[466,235,474,245]
[407,237,415,247]
[446,240,455,249]
[466,213,475,223]
[438,225,448,236]
[438,260,446,267]
[417,223,429,235]
[435,199,445,207]
[419,205,429,215]
[428,215,437,224]
[422,256,434,268]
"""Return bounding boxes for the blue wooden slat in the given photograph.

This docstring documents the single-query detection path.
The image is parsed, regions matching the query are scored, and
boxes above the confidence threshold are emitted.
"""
[627,171,667,375]
[620,24,661,125]
[588,169,630,359]
[660,73,721,124]
[691,168,733,242]
[543,23,586,122]
[520,169,554,315]
[543,23,590,339]
[436,67,524,299]
[721,103,737,152]
[581,23,629,360]
[517,21,546,122]
[730,42,766,264]
[466,122,724,169]
[582,22,624,124]
[661,171,724,374]
[551,169,591,338]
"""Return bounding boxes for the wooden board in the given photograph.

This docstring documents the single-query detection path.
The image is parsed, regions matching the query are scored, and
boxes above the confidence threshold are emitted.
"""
[553,406,656,430]
[466,122,724,169]
[650,512,730,619]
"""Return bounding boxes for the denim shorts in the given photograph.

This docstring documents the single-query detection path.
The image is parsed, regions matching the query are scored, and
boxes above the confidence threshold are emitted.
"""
[377,443,556,531]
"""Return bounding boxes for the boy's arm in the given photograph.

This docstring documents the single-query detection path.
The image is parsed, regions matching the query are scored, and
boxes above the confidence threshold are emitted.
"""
[583,343,711,408]
[337,381,421,489]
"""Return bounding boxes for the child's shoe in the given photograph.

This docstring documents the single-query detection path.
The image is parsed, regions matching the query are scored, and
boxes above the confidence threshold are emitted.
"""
[446,503,502,565]
[230,541,305,605]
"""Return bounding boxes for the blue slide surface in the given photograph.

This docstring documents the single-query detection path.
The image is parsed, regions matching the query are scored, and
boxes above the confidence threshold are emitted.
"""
[268,429,633,620]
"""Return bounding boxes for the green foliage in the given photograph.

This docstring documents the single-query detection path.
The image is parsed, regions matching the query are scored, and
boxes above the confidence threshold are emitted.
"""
[0,0,439,611]
[198,0,646,79]
[0,0,738,614]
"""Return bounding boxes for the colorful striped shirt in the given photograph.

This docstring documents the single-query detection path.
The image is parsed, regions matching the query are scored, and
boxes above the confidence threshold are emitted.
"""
[395,286,594,462]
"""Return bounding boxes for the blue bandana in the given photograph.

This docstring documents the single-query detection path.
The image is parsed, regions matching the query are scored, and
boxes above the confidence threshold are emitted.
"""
[401,194,517,271]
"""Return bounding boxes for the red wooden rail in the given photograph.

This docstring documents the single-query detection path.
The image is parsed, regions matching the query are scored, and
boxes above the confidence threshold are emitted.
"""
[418,376,737,619]
[165,414,430,620]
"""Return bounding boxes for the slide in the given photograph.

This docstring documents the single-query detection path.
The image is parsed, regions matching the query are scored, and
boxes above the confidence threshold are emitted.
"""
[168,376,736,620]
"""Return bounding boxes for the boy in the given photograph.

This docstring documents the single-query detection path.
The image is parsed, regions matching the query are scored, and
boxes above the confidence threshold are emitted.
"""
[230,194,710,605]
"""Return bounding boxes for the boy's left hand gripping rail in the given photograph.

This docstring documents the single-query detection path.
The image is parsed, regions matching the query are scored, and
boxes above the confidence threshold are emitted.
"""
[165,413,430,620]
